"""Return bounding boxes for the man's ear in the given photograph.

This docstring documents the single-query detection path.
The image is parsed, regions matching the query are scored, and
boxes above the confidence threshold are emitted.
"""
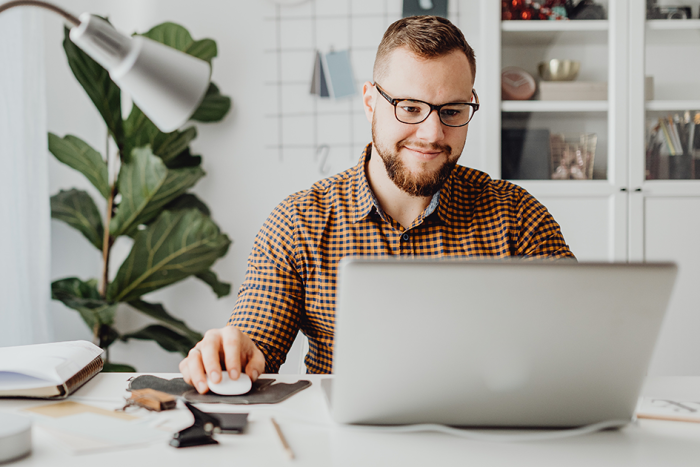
[362,81,375,123]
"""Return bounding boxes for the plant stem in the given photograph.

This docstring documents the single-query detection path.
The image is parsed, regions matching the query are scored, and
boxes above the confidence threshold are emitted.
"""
[100,185,115,298]
[100,132,115,299]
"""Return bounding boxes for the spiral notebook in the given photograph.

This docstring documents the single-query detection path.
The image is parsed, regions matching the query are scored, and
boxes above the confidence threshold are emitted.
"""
[0,340,104,399]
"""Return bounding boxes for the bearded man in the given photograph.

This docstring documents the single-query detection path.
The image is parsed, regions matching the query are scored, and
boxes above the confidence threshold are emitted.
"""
[180,15,574,394]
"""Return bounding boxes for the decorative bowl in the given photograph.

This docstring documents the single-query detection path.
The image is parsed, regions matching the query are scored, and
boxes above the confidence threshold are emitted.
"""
[538,59,580,81]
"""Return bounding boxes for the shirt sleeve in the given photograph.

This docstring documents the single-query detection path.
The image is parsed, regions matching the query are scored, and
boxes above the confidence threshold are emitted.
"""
[227,198,304,373]
[514,191,576,260]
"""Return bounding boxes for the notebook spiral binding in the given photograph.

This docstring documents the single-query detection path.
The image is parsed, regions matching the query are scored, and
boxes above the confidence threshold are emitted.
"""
[58,355,104,398]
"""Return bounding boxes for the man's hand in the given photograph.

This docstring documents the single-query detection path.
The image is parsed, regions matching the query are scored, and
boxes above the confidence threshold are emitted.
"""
[179,326,266,394]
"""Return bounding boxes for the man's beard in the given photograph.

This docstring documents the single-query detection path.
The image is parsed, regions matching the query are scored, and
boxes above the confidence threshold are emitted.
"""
[371,120,459,198]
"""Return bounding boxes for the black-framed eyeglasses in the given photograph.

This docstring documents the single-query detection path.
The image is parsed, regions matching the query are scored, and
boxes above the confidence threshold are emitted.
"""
[373,83,479,127]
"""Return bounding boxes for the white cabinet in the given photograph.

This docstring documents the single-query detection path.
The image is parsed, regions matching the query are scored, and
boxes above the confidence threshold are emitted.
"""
[480,0,700,374]
[481,0,627,262]
[628,1,700,376]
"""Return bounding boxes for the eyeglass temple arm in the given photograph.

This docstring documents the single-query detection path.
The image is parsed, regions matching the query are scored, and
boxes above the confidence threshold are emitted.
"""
[0,0,80,26]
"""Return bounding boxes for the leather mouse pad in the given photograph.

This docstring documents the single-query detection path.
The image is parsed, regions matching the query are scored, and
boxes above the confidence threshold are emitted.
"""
[127,375,311,405]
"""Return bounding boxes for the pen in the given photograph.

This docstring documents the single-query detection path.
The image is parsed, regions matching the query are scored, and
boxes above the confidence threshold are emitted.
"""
[271,417,295,460]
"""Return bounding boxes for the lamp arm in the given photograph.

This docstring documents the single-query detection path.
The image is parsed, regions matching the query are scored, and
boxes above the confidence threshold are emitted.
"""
[0,0,79,26]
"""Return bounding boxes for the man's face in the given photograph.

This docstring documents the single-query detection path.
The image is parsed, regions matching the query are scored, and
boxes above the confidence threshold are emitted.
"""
[363,47,474,197]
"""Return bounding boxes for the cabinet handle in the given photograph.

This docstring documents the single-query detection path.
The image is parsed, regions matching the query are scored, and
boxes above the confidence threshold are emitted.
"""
[634,188,642,192]
[620,187,627,192]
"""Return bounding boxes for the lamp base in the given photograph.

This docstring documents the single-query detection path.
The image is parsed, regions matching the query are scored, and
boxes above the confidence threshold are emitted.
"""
[0,413,32,463]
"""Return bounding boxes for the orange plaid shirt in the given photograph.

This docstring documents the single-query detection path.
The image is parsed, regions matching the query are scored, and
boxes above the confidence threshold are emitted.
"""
[229,144,574,373]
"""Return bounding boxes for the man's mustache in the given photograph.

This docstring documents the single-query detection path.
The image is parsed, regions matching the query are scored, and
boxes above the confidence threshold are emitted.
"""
[397,140,452,155]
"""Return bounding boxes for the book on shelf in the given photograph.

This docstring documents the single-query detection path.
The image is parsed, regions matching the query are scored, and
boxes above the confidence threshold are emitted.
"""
[0,340,104,399]
[539,81,608,101]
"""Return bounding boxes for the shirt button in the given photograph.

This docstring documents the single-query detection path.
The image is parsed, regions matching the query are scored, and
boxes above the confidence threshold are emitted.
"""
[402,233,410,241]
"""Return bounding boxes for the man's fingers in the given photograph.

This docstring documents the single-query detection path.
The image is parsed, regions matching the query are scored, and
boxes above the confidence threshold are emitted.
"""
[184,347,209,394]
[221,326,242,379]
[178,356,192,385]
[244,344,266,382]
[200,331,224,385]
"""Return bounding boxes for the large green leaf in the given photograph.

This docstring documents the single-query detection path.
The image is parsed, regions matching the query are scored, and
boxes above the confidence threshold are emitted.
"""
[51,189,104,250]
[48,134,110,199]
[196,270,231,298]
[163,193,210,216]
[128,299,203,342]
[140,22,217,63]
[122,193,210,240]
[62,26,125,149]
[107,209,231,302]
[152,127,197,164]
[122,105,159,163]
[109,147,204,237]
[123,104,199,166]
[97,325,120,350]
[122,325,196,356]
[164,148,202,169]
[190,82,232,122]
[52,278,117,331]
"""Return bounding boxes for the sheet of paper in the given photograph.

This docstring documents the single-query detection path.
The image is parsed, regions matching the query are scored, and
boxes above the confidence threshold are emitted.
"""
[310,51,329,98]
[323,50,356,99]
[637,398,700,423]
[25,401,136,421]
[36,412,169,454]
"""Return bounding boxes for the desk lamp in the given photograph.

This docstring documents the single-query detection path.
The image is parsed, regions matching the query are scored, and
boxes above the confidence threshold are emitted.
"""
[0,0,212,132]
[0,1,212,462]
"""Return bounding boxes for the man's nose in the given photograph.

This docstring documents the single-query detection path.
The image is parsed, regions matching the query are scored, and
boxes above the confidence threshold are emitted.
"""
[415,108,445,142]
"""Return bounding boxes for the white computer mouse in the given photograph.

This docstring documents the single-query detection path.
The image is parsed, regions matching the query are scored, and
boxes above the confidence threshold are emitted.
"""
[207,372,252,395]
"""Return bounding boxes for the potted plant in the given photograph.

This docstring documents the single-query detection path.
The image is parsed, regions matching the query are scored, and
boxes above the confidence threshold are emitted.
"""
[49,21,232,371]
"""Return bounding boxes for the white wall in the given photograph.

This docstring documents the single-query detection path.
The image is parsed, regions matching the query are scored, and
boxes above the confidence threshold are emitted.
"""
[44,0,485,372]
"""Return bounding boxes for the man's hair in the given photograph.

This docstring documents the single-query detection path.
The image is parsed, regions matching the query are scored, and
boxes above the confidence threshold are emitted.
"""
[373,16,476,84]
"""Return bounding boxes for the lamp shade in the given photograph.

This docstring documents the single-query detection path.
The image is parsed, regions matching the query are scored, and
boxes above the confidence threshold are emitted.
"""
[69,13,211,133]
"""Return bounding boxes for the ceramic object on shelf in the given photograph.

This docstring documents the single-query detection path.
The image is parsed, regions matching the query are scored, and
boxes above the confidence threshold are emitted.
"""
[538,59,580,81]
[501,67,536,100]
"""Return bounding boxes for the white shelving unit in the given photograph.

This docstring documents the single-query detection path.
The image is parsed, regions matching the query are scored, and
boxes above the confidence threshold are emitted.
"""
[628,0,700,377]
[481,0,627,263]
[480,0,700,375]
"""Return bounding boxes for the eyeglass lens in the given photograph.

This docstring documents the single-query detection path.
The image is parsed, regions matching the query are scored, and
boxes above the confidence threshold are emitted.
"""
[394,100,475,126]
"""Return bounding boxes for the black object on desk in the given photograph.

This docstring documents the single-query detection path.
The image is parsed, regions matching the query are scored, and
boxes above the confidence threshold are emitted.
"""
[170,403,250,448]
[170,402,221,448]
[128,375,312,404]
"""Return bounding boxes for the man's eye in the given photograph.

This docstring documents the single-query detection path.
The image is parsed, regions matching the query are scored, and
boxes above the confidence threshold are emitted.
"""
[441,109,462,118]
[399,105,422,114]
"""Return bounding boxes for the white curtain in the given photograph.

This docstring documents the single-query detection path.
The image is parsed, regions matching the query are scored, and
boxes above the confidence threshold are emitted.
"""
[0,8,52,346]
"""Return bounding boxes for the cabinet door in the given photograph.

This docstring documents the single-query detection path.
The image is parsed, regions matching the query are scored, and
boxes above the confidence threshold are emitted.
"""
[637,196,700,376]
[486,0,628,260]
[628,0,700,375]
[535,189,627,261]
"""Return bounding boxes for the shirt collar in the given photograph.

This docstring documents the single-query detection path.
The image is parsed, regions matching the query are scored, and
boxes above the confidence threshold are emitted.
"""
[352,144,378,223]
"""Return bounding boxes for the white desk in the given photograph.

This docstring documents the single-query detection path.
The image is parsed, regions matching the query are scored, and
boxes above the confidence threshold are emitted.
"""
[2,374,700,466]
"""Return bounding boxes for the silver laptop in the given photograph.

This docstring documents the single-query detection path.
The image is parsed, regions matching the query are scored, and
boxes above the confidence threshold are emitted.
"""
[323,258,677,428]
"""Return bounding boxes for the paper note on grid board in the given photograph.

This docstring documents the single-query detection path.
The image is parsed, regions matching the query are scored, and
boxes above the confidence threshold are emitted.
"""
[310,50,356,99]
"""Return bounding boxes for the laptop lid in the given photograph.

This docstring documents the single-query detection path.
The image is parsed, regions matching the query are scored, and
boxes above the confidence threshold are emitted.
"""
[329,258,677,427]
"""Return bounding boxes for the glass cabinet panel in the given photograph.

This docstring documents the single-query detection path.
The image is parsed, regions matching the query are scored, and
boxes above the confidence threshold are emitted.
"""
[644,3,700,180]
[500,7,611,181]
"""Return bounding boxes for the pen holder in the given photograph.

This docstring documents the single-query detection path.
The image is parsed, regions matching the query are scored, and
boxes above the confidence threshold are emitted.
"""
[646,149,697,180]
[549,133,597,180]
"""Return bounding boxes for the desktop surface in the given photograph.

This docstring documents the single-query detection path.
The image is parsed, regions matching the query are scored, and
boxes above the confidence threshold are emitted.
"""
[1,373,700,467]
